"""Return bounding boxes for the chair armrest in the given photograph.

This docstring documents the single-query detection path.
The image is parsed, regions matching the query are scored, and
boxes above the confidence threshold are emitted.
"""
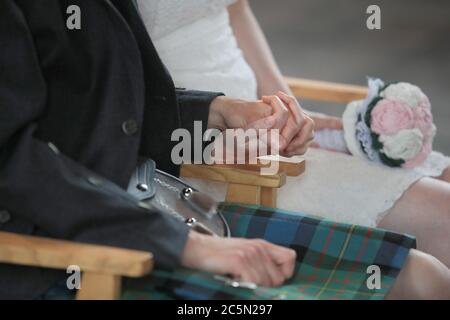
[285,77,368,103]
[180,158,305,207]
[0,232,153,277]
[253,155,306,177]
[181,163,286,188]
[180,157,305,187]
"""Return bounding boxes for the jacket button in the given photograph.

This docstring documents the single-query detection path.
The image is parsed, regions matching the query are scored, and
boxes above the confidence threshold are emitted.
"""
[122,120,138,136]
[0,210,11,224]
[152,96,167,103]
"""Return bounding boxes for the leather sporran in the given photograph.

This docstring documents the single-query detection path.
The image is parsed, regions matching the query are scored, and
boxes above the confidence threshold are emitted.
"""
[127,159,230,237]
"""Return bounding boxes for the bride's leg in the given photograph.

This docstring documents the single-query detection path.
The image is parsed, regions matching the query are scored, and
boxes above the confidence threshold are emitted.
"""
[386,249,450,299]
[378,177,450,267]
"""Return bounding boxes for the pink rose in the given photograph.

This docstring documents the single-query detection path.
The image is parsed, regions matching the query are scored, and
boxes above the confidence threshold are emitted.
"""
[402,140,432,168]
[371,99,415,135]
[413,106,434,138]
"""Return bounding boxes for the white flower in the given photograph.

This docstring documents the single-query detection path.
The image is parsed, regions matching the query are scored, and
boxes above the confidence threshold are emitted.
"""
[379,128,424,161]
[363,78,385,112]
[380,82,429,109]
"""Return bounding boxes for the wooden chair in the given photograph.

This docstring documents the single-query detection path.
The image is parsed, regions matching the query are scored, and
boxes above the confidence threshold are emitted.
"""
[180,156,305,208]
[0,77,368,300]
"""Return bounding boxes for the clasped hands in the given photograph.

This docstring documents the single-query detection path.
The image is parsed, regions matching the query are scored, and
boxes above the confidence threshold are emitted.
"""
[208,91,315,158]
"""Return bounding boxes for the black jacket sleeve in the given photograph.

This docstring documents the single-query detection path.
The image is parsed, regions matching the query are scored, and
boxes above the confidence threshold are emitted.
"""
[0,0,189,269]
[176,89,224,137]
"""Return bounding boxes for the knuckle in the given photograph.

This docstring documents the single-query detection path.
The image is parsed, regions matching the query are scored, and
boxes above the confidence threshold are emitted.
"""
[234,250,247,264]
[262,106,273,117]
[287,249,297,262]
[305,120,315,132]
[264,95,275,103]
[252,243,264,256]
[255,239,268,247]
[285,94,295,102]
[247,245,259,258]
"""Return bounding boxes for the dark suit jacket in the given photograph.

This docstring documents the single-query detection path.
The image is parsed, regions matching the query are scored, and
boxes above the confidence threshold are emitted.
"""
[0,0,222,299]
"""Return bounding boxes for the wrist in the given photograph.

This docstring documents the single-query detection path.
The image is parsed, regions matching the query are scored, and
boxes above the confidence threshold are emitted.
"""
[257,73,292,97]
[181,230,212,269]
[208,96,228,130]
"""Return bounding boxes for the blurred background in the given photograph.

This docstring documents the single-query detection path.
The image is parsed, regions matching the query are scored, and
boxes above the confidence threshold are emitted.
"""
[251,0,450,154]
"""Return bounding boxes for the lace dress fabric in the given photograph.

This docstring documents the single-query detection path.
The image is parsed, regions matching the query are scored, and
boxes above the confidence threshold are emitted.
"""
[138,0,258,100]
[138,0,450,227]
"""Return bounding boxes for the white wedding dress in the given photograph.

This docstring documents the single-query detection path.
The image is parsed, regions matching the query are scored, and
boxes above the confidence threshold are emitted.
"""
[137,0,450,227]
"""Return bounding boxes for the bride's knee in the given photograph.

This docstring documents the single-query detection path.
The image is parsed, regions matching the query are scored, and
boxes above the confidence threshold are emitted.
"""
[379,177,450,229]
[406,177,450,215]
[398,250,450,300]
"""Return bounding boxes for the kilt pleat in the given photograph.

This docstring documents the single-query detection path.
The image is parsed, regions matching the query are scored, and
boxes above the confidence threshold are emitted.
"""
[122,203,416,300]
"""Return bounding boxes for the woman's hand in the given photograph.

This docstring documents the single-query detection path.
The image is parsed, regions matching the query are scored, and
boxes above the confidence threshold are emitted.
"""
[181,231,296,287]
[268,91,315,156]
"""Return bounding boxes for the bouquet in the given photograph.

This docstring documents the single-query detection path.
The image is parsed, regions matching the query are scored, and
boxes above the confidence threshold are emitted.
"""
[343,78,436,168]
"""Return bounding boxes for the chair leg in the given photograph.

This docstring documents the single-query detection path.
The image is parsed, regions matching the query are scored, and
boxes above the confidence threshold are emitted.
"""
[226,184,261,205]
[76,272,121,300]
[260,187,277,208]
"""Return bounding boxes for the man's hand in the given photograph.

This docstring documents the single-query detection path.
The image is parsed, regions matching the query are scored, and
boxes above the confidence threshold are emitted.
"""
[181,231,296,287]
[208,96,288,131]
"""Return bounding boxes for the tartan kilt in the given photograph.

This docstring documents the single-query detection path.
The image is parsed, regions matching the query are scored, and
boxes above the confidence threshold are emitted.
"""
[122,203,416,300]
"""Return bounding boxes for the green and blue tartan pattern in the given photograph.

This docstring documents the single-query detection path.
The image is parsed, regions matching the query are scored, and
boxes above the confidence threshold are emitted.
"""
[122,203,416,300]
